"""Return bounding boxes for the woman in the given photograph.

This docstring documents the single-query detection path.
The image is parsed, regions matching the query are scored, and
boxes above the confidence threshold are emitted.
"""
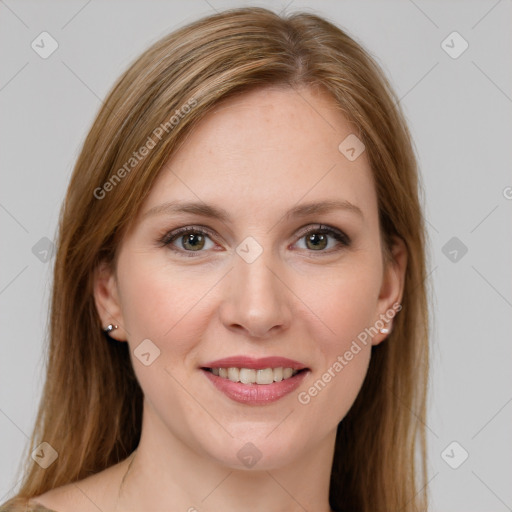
[1,6,430,512]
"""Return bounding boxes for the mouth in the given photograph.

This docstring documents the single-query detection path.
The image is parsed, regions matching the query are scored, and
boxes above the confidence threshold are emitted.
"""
[200,356,310,404]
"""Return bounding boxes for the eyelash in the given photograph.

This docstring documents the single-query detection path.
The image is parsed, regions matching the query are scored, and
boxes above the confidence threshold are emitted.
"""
[158,224,351,258]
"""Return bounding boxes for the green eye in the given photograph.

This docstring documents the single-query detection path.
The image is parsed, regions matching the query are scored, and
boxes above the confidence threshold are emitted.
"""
[161,227,216,255]
[159,224,350,258]
[297,226,350,252]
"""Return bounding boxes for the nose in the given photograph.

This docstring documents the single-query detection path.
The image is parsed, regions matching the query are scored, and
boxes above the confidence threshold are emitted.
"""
[218,248,293,339]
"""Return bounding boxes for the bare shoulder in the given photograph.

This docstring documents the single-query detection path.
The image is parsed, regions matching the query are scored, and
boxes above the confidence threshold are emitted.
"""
[0,495,58,511]
[21,458,132,512]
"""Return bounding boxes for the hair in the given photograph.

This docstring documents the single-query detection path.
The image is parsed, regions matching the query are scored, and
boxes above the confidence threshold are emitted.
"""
[4,6,430,512]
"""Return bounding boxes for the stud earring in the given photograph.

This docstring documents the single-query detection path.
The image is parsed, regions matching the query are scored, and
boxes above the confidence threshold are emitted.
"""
[103,324,118,334]
[379,327,390,334]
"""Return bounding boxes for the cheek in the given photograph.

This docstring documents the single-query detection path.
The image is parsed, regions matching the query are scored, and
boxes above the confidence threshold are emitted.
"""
[116,255,212,416]
[117,252,215,344]
[304,256,382,352]
[294,257,381,417]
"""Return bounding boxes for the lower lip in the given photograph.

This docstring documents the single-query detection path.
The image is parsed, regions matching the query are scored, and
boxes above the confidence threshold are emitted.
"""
[202,369,308,405]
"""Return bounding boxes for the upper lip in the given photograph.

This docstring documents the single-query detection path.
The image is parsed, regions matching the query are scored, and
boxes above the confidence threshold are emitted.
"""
[201,356,308,370]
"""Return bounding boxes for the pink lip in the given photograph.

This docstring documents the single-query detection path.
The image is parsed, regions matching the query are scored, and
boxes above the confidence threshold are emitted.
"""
[202,356,307,370]
[202,368,308,405]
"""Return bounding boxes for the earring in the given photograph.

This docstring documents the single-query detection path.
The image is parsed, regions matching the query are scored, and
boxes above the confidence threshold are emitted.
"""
[379,327,390,334]
[103,324,118,334]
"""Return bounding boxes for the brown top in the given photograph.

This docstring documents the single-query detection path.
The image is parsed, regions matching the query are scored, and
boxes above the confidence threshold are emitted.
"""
[0,497,59,512]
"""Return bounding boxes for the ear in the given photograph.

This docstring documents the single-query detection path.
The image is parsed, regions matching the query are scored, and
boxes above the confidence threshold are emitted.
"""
[372,236,407,346]
[93,260,127,342]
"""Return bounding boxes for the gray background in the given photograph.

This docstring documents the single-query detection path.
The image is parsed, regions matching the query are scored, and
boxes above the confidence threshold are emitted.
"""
[1,1,511,510]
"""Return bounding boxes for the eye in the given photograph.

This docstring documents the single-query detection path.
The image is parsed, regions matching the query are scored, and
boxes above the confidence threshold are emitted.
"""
[293,224,351,254]
[159,224,351,258]
[159,226,217,256]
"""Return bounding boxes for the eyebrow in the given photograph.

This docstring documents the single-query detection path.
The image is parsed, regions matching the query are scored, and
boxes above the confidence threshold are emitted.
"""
[142,199,364,222]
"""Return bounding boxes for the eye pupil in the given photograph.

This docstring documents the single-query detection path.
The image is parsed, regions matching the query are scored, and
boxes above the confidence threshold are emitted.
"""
[306,233,327,250]
[183,233,205,251]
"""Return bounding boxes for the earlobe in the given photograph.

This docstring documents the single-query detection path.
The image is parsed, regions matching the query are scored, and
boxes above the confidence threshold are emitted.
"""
[93,261,127,342]
[372,236,408,346]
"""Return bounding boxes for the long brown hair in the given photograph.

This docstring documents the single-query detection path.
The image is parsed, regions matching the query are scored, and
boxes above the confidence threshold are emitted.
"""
[5,7,430,511]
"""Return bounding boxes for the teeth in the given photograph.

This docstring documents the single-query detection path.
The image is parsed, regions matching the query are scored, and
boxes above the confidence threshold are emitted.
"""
[227,367,239,382]
[209,367,300,384]
[239,368,256,384]
[256,368,274,385]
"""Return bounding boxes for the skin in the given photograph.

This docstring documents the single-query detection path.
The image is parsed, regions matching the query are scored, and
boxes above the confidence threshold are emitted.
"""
[34,85,406,512]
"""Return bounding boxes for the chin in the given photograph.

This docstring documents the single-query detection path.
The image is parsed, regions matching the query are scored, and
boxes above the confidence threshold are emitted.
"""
[195,426,314,472]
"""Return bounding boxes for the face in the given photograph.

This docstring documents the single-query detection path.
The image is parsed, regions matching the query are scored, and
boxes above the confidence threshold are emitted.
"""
[94,85,406,471]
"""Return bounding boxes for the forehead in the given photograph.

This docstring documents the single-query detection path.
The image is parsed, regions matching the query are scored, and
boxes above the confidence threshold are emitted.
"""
[142,86,378,226]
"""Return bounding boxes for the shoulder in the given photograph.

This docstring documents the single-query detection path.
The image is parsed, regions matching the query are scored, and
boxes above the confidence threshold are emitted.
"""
[1,484,101,512]
[1,456,134,512]
[0,496,59,512]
